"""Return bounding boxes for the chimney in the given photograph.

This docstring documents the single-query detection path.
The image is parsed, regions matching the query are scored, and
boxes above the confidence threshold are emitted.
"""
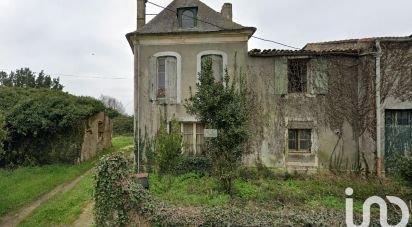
[137,0,146,30]
[221,3,232,21]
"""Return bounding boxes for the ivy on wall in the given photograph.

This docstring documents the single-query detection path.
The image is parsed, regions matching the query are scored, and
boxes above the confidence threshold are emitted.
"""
[0,87,117,166]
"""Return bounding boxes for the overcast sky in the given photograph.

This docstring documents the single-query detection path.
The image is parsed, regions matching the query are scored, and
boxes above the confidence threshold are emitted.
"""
[1,0,411,114]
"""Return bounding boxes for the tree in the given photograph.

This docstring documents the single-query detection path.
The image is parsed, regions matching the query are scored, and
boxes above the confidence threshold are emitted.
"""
[0,68,63,90]
[185,59,249,194]
[99,95,126,115]
[0,113,7,159]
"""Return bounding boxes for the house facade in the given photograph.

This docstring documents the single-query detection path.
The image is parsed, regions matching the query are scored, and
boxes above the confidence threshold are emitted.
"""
[127,0,412,173]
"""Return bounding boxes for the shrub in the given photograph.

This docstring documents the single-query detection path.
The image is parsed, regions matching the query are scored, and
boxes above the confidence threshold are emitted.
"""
[153,118,183,175]
[112,115,133,136]
[0,87,114,166]
[0,113,6,159]
[94,153,153,226]
[185,59,249,195]
[176,155,212,175]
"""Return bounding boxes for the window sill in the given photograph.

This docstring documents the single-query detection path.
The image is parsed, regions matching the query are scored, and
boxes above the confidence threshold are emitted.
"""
[287,150,312,155]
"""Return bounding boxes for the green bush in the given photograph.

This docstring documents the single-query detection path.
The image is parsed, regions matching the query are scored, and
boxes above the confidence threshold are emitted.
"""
[176,155,212,175]
[185,59,249,195]
[0,113,7,162]
[0,87,114,166]
[153,119,183,175]
[112,115,133,136]
[94,153,153,226]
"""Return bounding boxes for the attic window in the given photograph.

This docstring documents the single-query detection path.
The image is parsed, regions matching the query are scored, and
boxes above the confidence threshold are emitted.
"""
[178,7,198,28]
[288,59,308,93]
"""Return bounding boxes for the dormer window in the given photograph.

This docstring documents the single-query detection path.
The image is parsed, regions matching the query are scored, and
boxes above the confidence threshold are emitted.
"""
[178,7,198,28]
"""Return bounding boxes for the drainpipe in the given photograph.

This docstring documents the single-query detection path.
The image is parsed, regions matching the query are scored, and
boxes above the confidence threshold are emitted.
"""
[375,40,382,177]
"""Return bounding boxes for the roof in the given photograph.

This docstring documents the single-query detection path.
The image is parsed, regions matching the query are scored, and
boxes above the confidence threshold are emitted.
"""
[135,0,255,35]
[249,48,360,57]
[304,35,412,51]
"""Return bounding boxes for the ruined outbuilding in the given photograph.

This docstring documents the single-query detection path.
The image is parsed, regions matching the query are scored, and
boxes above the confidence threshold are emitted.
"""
[127,0,412,173]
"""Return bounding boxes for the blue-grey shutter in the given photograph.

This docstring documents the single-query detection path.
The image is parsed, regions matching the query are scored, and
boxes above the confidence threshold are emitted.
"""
[311,58,328,95]
[166,57,177,104]
[274,57,288,95]
[149,56,157,101]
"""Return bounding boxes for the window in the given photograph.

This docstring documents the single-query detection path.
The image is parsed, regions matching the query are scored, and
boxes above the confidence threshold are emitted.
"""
[98,121,104,139]
[386,110,412,126]
[288,129,311,152]
[201,54,223,82]
[157,57,166,98]
[155,56,177,100]
[288,59,308,93]
[181,122,204,154]
[178,7,198,28]
[151,52,181,103]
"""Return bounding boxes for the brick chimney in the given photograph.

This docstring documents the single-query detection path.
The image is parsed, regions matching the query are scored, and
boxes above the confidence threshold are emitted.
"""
[221,3,232,21]
[137,0,146,31]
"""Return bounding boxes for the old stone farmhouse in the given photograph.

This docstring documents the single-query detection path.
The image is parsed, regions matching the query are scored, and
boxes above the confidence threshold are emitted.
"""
[126,0,412,173]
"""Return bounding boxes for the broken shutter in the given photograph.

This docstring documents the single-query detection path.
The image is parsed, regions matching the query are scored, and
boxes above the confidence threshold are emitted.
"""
[274,57,288,95]
[149,56,157,101]
[166,57,177,104]
[310,58,328,95]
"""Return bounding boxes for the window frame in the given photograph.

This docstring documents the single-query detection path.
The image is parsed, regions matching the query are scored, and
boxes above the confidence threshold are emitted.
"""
[196,50,228,84]
[287,128,312,153]
[385,109,412,126]
[153,52,182,103]
[181,122,204,154]
[177,7,198,28]
[287,58,308,93]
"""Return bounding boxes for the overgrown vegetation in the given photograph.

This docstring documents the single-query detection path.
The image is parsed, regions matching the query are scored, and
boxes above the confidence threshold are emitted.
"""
[18,172,94,227]
[153,119,183,175]
[0,68,63,90]
[185,59,249,194]
[0,87,117,166]
[94,153,152,227]
[112,115,133,136]
[0,136,132,216]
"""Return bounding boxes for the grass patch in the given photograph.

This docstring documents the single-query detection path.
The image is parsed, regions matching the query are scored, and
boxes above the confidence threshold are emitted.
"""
[0,136,133,216]
[149,172,411,213]
[18,172,94,227]
[150,173,230,206]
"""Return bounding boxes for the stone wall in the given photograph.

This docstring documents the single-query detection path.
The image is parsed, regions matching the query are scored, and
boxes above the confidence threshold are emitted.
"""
[80,112,112,162]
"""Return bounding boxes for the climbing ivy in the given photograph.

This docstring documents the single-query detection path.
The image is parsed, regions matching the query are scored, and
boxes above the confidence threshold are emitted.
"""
[0,87,117,166]
[94,153,153,227]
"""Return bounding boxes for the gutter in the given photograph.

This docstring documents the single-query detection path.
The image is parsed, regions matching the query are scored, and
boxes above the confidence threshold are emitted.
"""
[375,40,382,176]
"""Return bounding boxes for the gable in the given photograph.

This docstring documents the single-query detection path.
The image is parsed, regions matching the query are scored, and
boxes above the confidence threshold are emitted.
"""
[140,0,253,34]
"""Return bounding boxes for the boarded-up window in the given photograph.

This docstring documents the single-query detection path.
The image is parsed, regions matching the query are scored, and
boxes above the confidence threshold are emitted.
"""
[181,122,204,154]
[288,129,311,152]
[201,54,223,82]
[288,59,308,93]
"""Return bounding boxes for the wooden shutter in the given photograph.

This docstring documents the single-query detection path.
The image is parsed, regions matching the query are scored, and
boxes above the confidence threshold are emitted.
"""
[166,57,177,104]
[274,57,288,95]
[149,56,157,101]
[310,58,328,95]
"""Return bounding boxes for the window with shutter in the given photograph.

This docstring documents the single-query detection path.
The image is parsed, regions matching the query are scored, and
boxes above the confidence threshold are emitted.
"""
[201,54,223,82]
[274,57,288,95]
[150,55,178,102]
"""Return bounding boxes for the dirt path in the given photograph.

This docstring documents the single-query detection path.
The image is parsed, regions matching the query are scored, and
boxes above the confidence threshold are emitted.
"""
[0,169,92,227]
[72,201,94,227]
